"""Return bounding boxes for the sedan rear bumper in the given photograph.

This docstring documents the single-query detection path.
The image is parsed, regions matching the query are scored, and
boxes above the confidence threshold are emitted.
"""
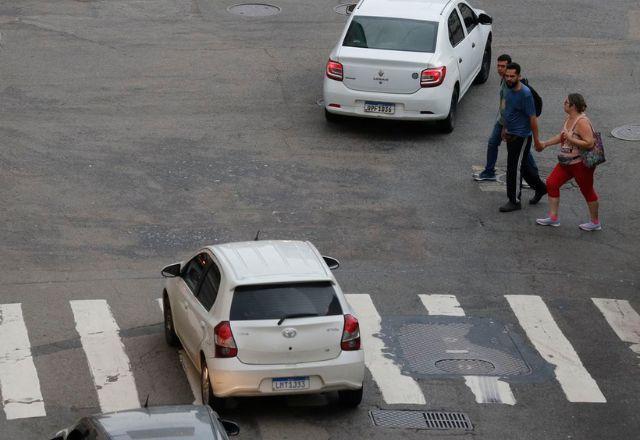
[208,350,365,397]
[323,76,452,121]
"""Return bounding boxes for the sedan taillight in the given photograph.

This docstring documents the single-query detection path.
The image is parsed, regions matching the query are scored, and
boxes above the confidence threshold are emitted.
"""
[341,314,361,351]
[214,321,238,358]
[421,66,446,87]
[326,59,344,81]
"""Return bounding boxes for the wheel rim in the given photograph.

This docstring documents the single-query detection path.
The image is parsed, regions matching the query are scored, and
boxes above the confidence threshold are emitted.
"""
[201,364,210,404]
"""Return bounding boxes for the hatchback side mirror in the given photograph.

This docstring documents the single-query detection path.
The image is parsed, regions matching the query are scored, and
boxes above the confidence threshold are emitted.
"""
[161,263,181,278]
[478,13,492,25]
[322,256,340,270]
[220,419,240,436]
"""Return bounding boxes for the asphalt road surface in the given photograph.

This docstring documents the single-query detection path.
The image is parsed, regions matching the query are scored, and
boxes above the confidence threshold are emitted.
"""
[1,0,639,439]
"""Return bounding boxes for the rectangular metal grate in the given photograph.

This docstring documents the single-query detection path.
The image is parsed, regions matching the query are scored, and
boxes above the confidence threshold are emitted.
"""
[370,409,473,431]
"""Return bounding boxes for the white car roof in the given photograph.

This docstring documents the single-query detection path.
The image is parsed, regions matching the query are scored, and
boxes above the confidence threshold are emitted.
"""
[209,240,333,286]
[355,0,452,22]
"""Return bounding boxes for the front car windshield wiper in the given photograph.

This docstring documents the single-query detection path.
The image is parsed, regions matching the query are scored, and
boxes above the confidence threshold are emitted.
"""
[277,313,319,326]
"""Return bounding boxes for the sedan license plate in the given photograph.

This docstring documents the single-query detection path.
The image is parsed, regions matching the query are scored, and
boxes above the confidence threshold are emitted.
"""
[272,376,310,391]
[364,101,395,114]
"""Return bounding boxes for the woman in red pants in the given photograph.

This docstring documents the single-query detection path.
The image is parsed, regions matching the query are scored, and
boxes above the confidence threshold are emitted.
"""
[534,93,601,230]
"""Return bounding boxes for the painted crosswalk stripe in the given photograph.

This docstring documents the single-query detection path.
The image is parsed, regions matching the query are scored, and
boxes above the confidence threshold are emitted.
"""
[506,295,606,403]
[156,297,202,404]
[70,300,140,412]
[419,294,516,405]
[592,298,640,362]
[0,303,46,420]
[346,294,426,405]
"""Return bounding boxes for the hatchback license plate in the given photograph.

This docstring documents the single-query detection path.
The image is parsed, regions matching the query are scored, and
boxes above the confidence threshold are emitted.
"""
[272,376,310,391]
[364,101,395,114]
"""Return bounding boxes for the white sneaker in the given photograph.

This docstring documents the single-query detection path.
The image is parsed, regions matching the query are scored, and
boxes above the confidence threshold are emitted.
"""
[536,217,561,227]
[579,221,602,231]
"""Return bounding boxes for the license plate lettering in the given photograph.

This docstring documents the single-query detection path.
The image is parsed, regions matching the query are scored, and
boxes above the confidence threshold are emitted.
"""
[272,376,310,391]
[364,101,395,114]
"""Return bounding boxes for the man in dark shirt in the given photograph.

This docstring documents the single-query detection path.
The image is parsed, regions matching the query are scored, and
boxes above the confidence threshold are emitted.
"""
[499,63,547,212]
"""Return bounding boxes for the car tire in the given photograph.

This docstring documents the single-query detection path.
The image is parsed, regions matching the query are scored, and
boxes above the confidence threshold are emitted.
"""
[201,358,226,411]
[337,386,363,408]
[324,108,342,123]
[438,88,458,134]
[473,42,491,85]
[163,294,180,348]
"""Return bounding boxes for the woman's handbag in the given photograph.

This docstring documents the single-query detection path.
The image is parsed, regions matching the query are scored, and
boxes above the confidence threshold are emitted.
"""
[582,120,606,168]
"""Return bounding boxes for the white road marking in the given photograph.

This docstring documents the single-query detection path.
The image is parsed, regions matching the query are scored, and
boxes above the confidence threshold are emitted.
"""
[156,297,201,404]
[464,376,516,405]
[506,295,606,403]
[0,304,46,420]
[418,294,465,316]
[419,294,516,405]
[592,298,640,363]
[70,300,140,412]
[346,294,426,405]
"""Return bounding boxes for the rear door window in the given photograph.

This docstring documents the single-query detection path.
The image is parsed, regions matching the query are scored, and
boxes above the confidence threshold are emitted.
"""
[196,263,221,311]
[343,16,439,53]
[230,282,343,321]
[448,10,465,47]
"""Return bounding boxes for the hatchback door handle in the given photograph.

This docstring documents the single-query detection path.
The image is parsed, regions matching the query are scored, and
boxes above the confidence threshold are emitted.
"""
[200,321,206,329]
[459,58,463,63]
[182,301,189,309]
[472,42,476,48]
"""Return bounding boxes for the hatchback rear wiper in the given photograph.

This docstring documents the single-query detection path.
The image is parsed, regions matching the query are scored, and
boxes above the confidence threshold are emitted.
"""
[277,313,319,326]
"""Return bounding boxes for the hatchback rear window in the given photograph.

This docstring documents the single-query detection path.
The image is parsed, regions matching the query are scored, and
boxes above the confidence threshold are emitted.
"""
[343,16,438,53]
[230,282,343,321]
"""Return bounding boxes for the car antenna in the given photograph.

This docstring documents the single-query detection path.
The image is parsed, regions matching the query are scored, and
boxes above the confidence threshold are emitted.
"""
[143,394,150,408]
[254,230,260,241]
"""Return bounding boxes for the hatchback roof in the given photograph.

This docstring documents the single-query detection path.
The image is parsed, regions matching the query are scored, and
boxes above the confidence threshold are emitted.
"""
[93,405,223,439]
[210,240,332,286]
[356,0,452,21]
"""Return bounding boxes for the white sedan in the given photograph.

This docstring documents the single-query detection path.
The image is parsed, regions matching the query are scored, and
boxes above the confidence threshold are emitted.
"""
[323,0,493,132]
[161,240,365,409]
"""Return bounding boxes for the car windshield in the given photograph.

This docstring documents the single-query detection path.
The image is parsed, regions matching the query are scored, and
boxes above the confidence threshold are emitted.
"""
[230,282,343,321]
[343,16,438,53]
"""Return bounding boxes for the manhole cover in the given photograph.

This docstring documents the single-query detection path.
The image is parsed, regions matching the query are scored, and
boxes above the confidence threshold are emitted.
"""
[333,3,356,15]
[611,124,640,141]
[227,3,281,16]
[435,359,496,374]
[370,409,473,431]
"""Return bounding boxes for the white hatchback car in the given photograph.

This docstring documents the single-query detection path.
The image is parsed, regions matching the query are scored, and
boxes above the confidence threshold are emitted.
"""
[323,0,493,132]
[161,240,365,409]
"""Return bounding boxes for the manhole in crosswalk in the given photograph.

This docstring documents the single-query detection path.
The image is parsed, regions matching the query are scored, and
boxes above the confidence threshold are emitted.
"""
[611,124,640,141]
[370,409,473,431]
[227,3,281,16]
[379,315,553,381]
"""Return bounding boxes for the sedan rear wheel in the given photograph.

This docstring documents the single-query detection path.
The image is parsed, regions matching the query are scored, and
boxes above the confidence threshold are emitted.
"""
[474,42,491,85]
[200,358,225,411]
[338,386,363,408]
[438,89,458,134]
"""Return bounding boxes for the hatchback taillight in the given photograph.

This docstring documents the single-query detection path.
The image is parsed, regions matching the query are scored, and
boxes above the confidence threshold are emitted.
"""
[420,66,446,87]
[341,314,361,351]
[214,321,238,358]
[326,59,344,81]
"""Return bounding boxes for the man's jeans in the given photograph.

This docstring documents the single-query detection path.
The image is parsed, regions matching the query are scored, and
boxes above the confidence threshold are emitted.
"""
[485,121,538,174]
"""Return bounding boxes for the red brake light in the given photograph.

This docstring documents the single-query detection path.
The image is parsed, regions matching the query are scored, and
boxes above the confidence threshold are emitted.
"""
[214,321,237,358]
[421,66,446,87]
[326,59,343,81]
[341,314,361,351]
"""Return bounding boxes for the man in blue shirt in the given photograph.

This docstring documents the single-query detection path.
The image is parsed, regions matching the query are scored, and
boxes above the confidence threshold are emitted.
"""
[499,62,547,212]
[473,54,538,182]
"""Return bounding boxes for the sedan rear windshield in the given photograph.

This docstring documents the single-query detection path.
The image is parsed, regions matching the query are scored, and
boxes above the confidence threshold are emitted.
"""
[230,282,343,321]
[343,16,438,53]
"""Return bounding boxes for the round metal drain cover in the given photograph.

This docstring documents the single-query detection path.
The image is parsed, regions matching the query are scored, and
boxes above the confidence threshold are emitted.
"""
[611,124,640,141]
[435,359,496,374]
[228,3,281,17]
[334,3,356,15]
